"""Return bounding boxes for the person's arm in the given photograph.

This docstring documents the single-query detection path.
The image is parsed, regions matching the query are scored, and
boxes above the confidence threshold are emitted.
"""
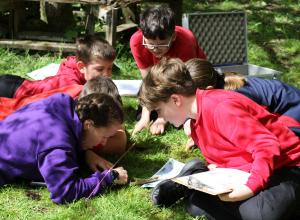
[140,67,151,79]
[130,32,152,78]
[38,148,127,204]
[213,101,281,195]
[0,97,18,120]
[183,119,192,136]
[132,106,151,135]
[218,184,254,202]
[183,119,195,151]
[149,117,167,135]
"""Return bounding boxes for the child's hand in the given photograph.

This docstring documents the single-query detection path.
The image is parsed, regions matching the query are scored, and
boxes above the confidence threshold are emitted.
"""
[150,117,166,135]
[113,167,128,185]
[85,150,113,171]
[132,117,150,135]
[184,120,195,151]
[185,137,195,151]
[183,119,192,136]
[218,184,254,202]
[132,107,151,135]
[207,164,217,170]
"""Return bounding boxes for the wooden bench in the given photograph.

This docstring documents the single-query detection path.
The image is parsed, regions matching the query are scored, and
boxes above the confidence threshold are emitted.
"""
[0,0,138,51]
[0,0,183,52]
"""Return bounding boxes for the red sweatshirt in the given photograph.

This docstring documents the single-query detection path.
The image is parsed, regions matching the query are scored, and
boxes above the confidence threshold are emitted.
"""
[14,56,86,98]
[191,89,300,194]
[0,84,83,120]
[130,26,206,69]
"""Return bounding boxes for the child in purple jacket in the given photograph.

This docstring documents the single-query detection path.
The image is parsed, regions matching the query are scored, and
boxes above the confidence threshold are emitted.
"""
[0,93,128,204]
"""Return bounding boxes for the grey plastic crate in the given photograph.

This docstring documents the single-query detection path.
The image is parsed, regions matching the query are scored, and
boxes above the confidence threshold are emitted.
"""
[182,11,281,79]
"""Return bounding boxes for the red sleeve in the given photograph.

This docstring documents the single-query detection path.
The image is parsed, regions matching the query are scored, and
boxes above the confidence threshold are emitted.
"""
[0,85,82,120]
[167,26,207,62]
[56,56,79,76]
[0,97,18,120]
[213,101,281,194]
[130,30,153,69]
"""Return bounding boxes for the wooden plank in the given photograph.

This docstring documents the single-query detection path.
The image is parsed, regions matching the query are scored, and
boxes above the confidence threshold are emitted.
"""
[0,39,76,52]
[85,5,95,35]
[17,31,73,42]
[106,7,118,47]
[101,23,138,33]
[116,23,137,32]
[22,0,103,5]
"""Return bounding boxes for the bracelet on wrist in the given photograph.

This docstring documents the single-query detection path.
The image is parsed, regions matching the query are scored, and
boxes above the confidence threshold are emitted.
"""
[111,170,119,181]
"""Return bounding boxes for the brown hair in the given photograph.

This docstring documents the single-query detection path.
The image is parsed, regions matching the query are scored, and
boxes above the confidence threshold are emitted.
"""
[76,35,116,64]
[79,76,122,105]
[76,93,123,127]
[185,58,246,90]
[139,58,196,111]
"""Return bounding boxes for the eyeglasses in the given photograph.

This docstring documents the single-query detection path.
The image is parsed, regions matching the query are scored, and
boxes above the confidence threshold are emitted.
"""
[142,36,172,50]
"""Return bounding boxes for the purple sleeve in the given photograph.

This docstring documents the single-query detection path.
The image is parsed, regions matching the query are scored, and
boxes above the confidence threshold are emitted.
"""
[38,148,114,204]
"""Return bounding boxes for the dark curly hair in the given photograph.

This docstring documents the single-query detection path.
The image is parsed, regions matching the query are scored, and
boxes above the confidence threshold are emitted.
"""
[76,93,123,127]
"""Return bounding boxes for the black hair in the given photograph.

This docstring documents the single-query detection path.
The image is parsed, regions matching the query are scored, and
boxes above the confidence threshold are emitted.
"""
[140,6,175,40]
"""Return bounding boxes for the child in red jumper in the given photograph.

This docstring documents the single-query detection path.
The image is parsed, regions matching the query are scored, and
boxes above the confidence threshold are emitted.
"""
[183,58,300,150]
[130,6,206,136]
[0,35,115,98]
[139,58,300,220]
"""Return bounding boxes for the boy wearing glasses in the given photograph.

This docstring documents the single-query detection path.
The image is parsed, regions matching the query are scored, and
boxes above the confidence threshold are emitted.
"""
[130,6,206,135]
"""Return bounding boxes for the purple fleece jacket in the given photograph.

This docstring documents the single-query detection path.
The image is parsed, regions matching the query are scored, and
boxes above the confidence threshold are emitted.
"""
[0,93,113,204]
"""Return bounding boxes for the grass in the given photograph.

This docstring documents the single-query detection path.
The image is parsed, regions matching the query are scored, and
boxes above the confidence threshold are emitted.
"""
[184,0,300,86]
[0,1,299,219]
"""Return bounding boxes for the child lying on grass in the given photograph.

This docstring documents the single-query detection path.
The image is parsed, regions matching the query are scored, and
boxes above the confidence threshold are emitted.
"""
[0,92,128,204]
[0,35,115,98]
[0,76,127,171]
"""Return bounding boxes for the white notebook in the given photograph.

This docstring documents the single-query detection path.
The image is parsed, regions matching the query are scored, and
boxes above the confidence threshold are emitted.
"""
[27,63,60,80]
[113,79,142,96]
[141,158,185,188]
[173,168,250,195]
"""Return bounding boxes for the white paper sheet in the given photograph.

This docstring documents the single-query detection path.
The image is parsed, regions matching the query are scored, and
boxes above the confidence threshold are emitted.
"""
[142,158,185,188]
[27,63,59,80]
[113,79,142,96]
